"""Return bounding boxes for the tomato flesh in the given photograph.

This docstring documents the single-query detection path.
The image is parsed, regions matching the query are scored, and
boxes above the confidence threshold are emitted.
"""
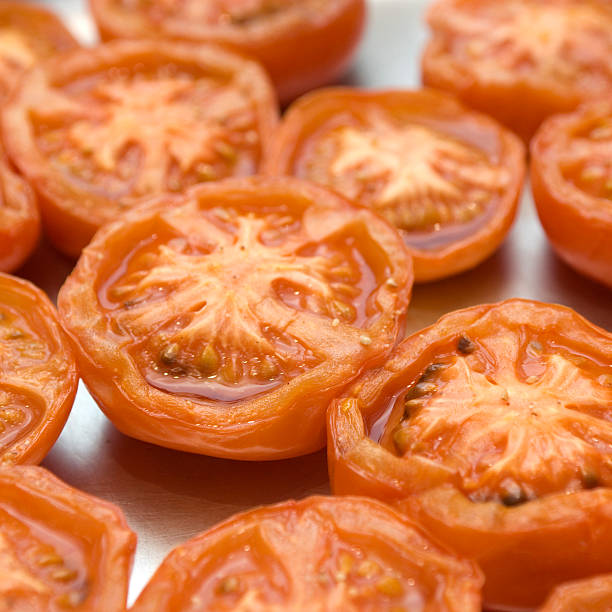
[0,466,135,611]
[59,177,412,459]
[3,41,278,257]
[131,496,483,611]
[0,274,77,465]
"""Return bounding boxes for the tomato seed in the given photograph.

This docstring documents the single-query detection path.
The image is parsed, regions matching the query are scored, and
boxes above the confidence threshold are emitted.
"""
[457,336,476,354]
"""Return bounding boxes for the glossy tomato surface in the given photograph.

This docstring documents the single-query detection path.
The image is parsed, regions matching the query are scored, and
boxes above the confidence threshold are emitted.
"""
[531,101,612,288]
[327,299,612,611]
[131,495,483,612]
[422,0,612,142]
[0,465,135,611]
[0,273,77,465]
[0,1,78,100]
[89,0,366,104]
[539,574,612,612]
[0,147,39,273]
[264,88,525,282]
[58,177,412,460]
[2,39,278,258]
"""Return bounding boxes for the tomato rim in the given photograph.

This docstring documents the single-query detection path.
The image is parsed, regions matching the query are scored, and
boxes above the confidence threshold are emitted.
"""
[0,272,78,465]
[131,494,483,611]
[530,101,612,288]
[58,176,413,460]
[2,39,279,258]
[0,464,136,611]
[263,87,526,283]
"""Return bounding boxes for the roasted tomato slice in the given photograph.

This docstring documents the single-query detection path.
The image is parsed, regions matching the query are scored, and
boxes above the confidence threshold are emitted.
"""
[0,273,77,465]
[264,88,525,282]
[2,40,278,258]
[58,177,412,460]
[0,147,39,273]
[539,574,612,612]
[0,465,135,611]
[131,495,483,611]
[89,0,366,104]
[422,0,612,142]
[0,1,78,100]
[327,299,612,611]
[531,101,612,288]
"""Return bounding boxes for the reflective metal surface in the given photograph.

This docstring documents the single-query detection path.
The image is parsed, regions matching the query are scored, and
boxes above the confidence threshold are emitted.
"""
[22,0,612,603]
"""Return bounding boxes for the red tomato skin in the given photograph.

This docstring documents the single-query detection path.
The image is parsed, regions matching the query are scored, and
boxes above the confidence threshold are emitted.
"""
[530,104,612,289]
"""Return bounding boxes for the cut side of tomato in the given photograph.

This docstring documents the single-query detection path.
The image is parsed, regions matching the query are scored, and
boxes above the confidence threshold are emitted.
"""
[131,495,483,612]
[0,147,39,273]
[0,2,78,100]
[264,88,525,282]
[422,0,612,142]
[0,465,135,611]
[328,299,612,610]
[2,40,278,257]
[89,0,366,103]
[0,273,77,465]
[58,177,412,460]
[531,100,612,288]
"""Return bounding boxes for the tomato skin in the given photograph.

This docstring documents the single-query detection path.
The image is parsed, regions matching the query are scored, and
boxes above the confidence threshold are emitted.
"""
[264,87,526,282]
[0,465,135,612]
[539,574,612,612]
[0,273,77,465]
[531,102,612,288]
[89,0,366,104]
[0,149,39,273]
[422,0,612,142]
[2,40,279,258]
[131,495,483,612]
[0,1,78,100]
[58,177,413,460]
[327,299,612,611]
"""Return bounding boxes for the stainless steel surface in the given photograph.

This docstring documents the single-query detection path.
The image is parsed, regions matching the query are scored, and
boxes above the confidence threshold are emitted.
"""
[19,0,612,604]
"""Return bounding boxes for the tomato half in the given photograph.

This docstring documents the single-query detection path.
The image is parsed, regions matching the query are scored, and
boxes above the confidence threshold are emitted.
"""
[531,101,612,288]
[0,273,77,465]
[2,40,279,258]
[0,146,39,273]
[422,0,612,142]
[58,177,412,460]
[0,1,78,100]
[88,0,366,104]
[0,465,135,611]
[264,88,525,282]
[327,299,612,611]
[131,495,483,611]
[539,574,612,612]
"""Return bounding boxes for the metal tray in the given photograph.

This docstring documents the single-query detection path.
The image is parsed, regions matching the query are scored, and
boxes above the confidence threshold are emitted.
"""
[25,0,612,603]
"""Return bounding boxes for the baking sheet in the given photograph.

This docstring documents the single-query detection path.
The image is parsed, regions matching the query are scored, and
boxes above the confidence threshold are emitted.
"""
[23,0,612,603]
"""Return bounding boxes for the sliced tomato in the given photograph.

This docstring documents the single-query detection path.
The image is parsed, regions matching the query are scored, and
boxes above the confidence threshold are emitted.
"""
[2,40,279,257]
[539,574,612,612]
[327,299,612,610]
[0,147,39,273]
[131,495,483,611]
[531,100,612,288]
[0,273,77,465]
[89,0,366,104]
[264,88,525,282]
[422,0,612,142]
[0,1,78,100]
[0,465,135,611]
[58,177,412,460]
